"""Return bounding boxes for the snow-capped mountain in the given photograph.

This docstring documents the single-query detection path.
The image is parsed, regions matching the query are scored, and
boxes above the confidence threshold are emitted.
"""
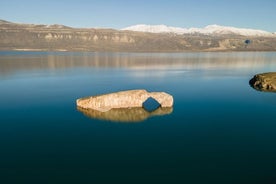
[122,24,188,35]
[122,24,274,37]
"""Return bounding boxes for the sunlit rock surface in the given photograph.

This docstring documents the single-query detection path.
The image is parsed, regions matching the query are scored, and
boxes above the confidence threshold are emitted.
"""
[77,106,173,123]
[249,72,276,92]
[76,89,173,112]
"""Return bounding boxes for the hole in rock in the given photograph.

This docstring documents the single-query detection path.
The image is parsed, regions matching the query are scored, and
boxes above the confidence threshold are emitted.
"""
[142,97,161,112]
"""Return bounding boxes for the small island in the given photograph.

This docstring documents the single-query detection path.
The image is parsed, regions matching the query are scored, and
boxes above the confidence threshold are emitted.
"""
[249,72,276,92]
[76,89,174,112]
[76,89,174,122]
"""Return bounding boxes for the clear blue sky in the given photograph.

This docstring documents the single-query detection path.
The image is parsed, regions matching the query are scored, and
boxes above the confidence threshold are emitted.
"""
[1,0,276,32]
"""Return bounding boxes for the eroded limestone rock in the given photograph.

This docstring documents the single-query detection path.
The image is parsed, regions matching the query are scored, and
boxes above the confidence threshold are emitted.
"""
[76,89,173,112]
[249,72,276,92]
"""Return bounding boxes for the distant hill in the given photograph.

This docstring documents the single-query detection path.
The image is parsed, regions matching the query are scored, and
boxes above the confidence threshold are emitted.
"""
[1,19,276,52]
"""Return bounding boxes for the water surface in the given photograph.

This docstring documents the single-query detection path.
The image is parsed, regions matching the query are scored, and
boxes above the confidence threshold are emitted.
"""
[1,51,276,183]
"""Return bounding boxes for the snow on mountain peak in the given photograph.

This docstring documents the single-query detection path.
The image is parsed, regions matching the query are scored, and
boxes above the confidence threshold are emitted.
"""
[122,24,274,37]
[202,24,272,36]
[121,24,188,34]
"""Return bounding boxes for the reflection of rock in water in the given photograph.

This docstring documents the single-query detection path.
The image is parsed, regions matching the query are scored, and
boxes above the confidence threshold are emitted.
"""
[249,72,276,92]
[77,106,173,123]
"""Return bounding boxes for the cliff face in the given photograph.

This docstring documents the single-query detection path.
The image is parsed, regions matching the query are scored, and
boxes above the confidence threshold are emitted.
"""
[1,20,276,52]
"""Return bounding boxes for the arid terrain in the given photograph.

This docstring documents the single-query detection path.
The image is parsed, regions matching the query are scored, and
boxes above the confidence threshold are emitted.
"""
[1,20,276,52]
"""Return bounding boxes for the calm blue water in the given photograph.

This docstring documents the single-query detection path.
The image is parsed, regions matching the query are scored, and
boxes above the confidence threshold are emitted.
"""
[1,51,276,183]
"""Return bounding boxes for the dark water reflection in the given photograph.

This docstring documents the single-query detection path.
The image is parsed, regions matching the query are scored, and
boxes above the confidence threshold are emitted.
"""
[1,51,276,183]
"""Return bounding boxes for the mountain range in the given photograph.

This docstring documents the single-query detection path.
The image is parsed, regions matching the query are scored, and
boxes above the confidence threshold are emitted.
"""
[1,19,276,52]
[122,24,276,37]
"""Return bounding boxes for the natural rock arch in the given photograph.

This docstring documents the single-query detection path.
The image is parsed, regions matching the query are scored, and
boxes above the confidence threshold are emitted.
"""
[76,89,173,112]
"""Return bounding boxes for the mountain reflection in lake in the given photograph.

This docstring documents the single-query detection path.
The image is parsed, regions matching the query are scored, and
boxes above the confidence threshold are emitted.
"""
[1,51,276,183]
[1,51,276,76]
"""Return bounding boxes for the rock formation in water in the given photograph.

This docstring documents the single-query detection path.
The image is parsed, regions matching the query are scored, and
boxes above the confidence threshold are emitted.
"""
[249,72,276,92]
[76,89,173,112]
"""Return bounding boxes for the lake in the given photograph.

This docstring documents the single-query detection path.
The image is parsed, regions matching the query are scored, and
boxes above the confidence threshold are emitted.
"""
[1,51,276,183]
